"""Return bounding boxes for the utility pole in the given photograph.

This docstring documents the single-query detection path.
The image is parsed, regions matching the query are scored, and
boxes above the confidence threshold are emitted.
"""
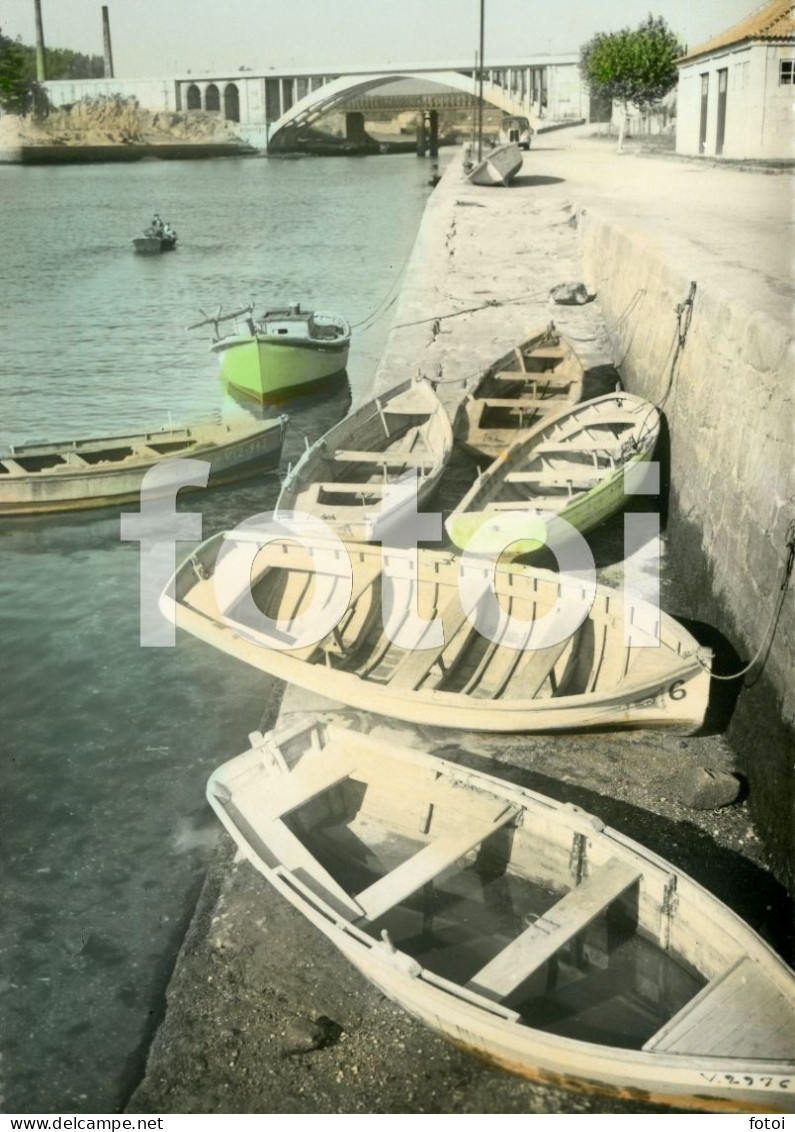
[33,0,46,81]
[477,0,485,161]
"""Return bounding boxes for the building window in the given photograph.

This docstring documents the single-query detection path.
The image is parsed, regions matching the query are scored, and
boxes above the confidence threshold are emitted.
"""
[780,60,794,84]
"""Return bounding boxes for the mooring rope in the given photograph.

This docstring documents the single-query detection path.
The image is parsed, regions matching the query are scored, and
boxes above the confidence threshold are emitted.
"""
[696,521,795,683]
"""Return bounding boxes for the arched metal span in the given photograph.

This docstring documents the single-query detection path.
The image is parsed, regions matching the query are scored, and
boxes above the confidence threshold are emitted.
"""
[267,70,538,147]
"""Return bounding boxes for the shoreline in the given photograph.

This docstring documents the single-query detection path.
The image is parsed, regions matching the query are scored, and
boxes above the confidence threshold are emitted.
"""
[126,133,793,1114]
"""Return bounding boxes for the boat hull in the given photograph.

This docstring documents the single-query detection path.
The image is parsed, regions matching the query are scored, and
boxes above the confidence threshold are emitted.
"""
[214,336,350,404]
[208,720,795,1114]
[164,539,713,734]
[447,394,661,556]
[468,143,523,186]
[132,235,177,254]
[276,378,454,540]
[0,417,286,516]
[454,326,585,461]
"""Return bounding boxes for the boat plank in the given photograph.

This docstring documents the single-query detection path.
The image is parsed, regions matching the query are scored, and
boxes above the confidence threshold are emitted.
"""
[467,858,641,1001]
[504,470,604,487]
[356,804,518,923]
[333,449,433,466]
[388,597,473,691]
[642,955,795,1058]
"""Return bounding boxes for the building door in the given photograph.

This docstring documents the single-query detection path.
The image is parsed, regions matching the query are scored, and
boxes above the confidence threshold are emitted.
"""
[699,73,709,153]
[716,68,728,154]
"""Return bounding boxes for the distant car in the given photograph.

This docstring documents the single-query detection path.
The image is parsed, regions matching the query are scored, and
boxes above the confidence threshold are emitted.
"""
[499,115,533,150]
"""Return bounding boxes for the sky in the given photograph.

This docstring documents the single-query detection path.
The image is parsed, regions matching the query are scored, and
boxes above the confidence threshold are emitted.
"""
[2,1,761,78]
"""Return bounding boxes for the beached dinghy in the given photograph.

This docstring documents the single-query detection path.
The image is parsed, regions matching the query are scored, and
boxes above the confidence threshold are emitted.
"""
[0,415,287,516]
[454,324,584,461]
[276,378,453,540]
[208,716,795,1114]
[163,537,712,733]
[446,393,661,556]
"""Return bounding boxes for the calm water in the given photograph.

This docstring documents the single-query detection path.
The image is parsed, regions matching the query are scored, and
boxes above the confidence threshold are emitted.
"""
[0,152,438,1113]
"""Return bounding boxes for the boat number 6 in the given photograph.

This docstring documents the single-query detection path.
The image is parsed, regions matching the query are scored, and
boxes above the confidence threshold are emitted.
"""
[668,681,687,701]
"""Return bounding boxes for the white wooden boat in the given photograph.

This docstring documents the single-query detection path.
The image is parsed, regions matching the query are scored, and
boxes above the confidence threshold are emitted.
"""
[0,415,286,516]
[163,538,712,733]
[208,716,795,1114]
[276,378,453,540]
[454,325,585,461]
[467,142,523,186]
[446,394,661,556]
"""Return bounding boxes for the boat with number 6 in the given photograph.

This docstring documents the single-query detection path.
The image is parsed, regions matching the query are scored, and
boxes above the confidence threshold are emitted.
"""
[162,537,712,734]
[207,715,795,1114]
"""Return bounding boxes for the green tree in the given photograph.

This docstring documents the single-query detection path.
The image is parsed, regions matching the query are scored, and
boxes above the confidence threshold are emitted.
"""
[16,43,105,81]
[0,26,29,115]
[580,15,681,150]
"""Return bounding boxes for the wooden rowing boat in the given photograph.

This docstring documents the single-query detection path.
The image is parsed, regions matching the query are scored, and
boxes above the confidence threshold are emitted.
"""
[276,378,453,540]
[163,537,712,733]
[0,415,287,516]
[467,142,524,186]
[454,324,585,461]
[207,716,795,1113]
[446,393,661,556]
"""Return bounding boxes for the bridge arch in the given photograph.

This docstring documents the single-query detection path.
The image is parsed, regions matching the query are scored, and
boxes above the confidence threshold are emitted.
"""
[267,70,536,148]
[224,82,240,122]
[185,83,201,111]
[205,83,220,113]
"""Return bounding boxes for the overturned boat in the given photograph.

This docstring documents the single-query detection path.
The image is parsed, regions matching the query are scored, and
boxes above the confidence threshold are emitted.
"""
[163,537,712,733]
[446,393,661,556]
[208,716,795,1113]
[467,142,523,187]
[454,324,584,461]
[277,378,453,540]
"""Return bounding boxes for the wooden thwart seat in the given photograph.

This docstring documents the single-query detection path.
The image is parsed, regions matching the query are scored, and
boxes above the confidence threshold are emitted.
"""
[504,470,604,487]
[642,955,795,1059]
[467,858,641,1002]
[333,449,433,467]
[356,803,518,923]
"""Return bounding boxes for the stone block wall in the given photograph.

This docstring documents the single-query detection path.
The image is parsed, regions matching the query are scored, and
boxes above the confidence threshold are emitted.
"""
[582,212,795,882]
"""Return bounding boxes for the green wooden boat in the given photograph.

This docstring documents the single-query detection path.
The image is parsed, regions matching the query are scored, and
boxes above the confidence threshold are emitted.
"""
[446,393,660,557]
[196,303,350,404]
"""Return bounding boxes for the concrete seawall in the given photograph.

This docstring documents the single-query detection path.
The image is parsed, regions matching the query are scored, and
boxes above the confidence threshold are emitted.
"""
[581,215,794,882]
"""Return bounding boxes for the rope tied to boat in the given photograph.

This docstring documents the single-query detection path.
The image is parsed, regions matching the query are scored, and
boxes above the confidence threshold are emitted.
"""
[696,519,795,684]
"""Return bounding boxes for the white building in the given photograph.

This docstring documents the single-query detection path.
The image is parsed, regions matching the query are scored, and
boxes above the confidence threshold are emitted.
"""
[676,0,795,159]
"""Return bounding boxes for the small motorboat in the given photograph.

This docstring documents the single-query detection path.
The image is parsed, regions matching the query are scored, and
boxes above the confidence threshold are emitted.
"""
[466,142,523,186]
[446,393,661,556]
[190,303,351,404]
[133,218,177,254]
[276,378,453,540]
[162,537,712,734]
[0,415,287,516]
[454,323,585,461]
[207,716,795,1114]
